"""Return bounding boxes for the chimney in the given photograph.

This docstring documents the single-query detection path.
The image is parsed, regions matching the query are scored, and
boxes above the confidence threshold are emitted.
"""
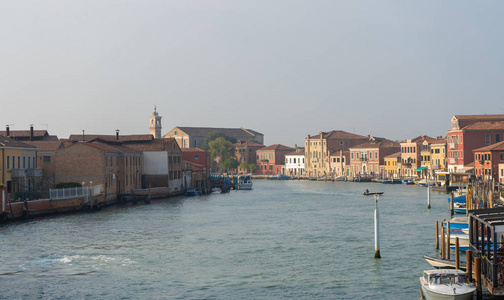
[116,129,120,140]
[6,125,10,137]
[30,124,34,141]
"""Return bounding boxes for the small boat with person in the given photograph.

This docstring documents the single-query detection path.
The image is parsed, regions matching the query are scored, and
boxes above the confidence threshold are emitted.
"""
[237,174,253,190]
[420,269,475,300]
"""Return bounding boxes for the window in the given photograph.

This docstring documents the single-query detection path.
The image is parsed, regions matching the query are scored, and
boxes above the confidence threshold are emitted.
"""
[269,165,273,170]
[375,152,378,159]
[43,156,50,163]
[174,131,177,136]
[17,157,20,169]
[497,134,501,143]
[194,155,199,160]
[6,156,9,169]
[501,153,504,161]
[486,134,491,146]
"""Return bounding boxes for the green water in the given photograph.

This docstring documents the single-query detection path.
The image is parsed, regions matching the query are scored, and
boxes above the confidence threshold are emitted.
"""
[0,180,483,299]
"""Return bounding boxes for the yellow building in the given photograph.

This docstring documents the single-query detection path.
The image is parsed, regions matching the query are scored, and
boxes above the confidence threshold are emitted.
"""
[430,137,447,173]
[384,152,401,178]
[0,136,41,200]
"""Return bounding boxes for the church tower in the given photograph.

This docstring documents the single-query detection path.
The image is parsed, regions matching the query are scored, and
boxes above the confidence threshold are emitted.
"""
[149,107,162,138]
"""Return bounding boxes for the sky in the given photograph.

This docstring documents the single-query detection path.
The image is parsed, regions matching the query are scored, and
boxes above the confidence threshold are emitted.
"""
[1,1,503,147]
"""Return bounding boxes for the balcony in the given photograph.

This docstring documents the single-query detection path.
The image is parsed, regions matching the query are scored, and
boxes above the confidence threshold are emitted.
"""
[10,168,43,178]
[449,158,456,164]
[449,143,456,149]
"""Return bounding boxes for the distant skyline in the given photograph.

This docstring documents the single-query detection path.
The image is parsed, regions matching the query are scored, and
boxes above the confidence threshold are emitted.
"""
[2,1,503,146]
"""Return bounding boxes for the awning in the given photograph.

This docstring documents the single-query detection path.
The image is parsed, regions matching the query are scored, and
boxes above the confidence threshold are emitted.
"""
[415,166,426,172]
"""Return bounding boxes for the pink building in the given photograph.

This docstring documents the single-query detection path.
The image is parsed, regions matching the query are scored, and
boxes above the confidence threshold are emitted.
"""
[446,115,504,172]
[349,138,400,177]
[256,144,295,175]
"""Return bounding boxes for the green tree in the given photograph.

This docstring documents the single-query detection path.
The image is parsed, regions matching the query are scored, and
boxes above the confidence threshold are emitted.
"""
[221,158,239,173]
[208,137,235,162]
[248,163,258,173]
[202,131,237,151]
[239,161,249,173]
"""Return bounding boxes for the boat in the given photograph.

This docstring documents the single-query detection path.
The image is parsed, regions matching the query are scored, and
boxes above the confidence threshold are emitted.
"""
[453,203,466,214]
[334,175,345,181]
[402,179,414,185]
[237,175,253,190]
[443,217,468,232]
[420,269,475,300]
[423,255,466,271]
[185,188,201,196]
[266,174,292,180]
[448,194,467,204]
[363,190,384,196]
[439,233,469,246]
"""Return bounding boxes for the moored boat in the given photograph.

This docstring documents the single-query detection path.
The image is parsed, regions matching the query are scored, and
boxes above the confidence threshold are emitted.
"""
[186,188,201,196]
[423,255,466,271]
[420,269,475,300]
[402,179,414,185]
[237,175,253,190]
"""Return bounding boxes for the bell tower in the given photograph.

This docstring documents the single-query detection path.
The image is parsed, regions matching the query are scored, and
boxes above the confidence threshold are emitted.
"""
[149,106,162,138]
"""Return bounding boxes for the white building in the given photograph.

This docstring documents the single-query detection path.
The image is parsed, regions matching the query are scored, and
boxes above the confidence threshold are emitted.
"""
[285,147,305,177]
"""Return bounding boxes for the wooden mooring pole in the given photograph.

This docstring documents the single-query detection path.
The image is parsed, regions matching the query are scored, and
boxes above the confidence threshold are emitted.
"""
[475,256,482,300]
[455,237,460,269]
[466,250,472,282]
[446,222,451,260]
[441,224,445,259]
[435,221,439,250]
[450,192,454,217]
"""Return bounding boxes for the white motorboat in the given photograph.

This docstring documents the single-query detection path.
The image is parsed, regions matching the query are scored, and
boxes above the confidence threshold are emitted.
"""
[237,175,253,190]
[334,175,345,181]
[438,233,469,246]
[420,269,475,300]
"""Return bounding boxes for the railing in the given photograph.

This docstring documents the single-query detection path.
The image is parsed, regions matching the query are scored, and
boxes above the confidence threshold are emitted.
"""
[449,158,456,164]
[49,185,101,201]
[10,168,43,178]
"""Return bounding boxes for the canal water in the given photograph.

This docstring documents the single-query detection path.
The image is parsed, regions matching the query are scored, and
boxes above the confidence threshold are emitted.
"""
[0,180,486,299]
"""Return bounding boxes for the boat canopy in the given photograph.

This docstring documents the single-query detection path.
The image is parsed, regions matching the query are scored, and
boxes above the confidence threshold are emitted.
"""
[415,166,426,172]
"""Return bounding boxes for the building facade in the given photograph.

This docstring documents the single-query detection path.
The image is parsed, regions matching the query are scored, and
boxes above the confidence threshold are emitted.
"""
[384,152,401,178]
[0,136,41,200]
[349,138,400,178]
[233,140,264,173]
[430,137,447,174]
[256,144,295,175]
[446,115,504,172]
[400,135,436,178]
[285,147,305,177]
[304,131,369,178]
[473,141,504,181]
[164,127,264,149]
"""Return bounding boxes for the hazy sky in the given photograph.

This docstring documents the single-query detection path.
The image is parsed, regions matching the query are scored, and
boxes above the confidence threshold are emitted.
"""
[1,1,503,146]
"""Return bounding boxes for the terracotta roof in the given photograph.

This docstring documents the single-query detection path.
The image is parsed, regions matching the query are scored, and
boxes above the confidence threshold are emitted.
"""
[256,144,295,152]
[123,138,178,152]
[24,141,65,151]
[462,121,504,131]
[182,147,206,152]
[286,150,305,156]
[349,139,400,150]
[403,135,436,144]
[170,127,263,138]
[0,135,38,148]
[473,140,504,152]
[233,140,264,147]
[309,130,368,140]
[431,137,447,145]
[384,152,402,159]
[455,114,504,121]
[67,134,154,142]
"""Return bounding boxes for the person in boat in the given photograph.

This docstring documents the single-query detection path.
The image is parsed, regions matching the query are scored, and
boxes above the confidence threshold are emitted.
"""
[365,189,369,194]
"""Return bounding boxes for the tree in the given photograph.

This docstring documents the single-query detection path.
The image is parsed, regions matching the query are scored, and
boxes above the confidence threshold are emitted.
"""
[221,158,239,173]
[208,137,235,162]
[239,161,249,173]
[248,164,258,173]
[202,131,237,151]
